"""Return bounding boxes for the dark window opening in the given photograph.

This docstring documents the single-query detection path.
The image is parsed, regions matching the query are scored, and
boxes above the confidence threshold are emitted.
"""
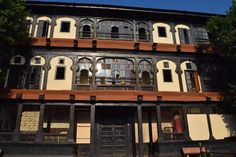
[193,27,209,43]
[82,25,91,38]
[60,21,70,32]
[185,71,199,92]
[34,57,41,64]
[138,28,147,40]
[158,27,167,37]
[55,67,65,80]
[80,69,89,84]
[142,71,150,85]
[14,57,22,64]
[186,63,192,69]
[163,69,173,82]
[111,26,119,38]
[163,62,169,68]
[59,59,64,65]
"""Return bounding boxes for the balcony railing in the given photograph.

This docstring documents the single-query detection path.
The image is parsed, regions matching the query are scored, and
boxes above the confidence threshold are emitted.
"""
[19,133,36,142]
[0,132,13,142]
[163,132,185,141]
[43,133,68,143]
[97,32,134,40]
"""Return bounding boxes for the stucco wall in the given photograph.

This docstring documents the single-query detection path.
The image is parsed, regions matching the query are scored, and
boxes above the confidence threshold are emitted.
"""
[187,114,210,140]
[53,17,76,39]
[76,111,90,144]
[46,56,73,90]
[153,23,173,44]
[156,60,180,92]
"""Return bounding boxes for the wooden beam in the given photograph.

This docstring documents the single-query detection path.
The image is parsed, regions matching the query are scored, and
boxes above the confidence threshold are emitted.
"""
[68,104,75,143]
[90,96,96,157]
[13,103,23,142]
[36,103,45,142]
[137,100,144,157]
[155,105,163,142]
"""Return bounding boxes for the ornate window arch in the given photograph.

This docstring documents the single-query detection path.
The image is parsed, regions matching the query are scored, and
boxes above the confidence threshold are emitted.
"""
[139,60,153,85]
[76,58,92,85]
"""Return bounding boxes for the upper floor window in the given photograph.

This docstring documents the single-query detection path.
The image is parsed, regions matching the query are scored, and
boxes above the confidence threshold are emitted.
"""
[163,69,173,82]
[10,55,25,65]
[82,25,92,38]
[178,28,191,44]
[55,67,65,80]
[111,26,119,38]
[37,20,49,37]
[193,27,209,44]
[139,60,153,86]
[60,21,70,32]
[158,26,167,37]
[138,28,147,40]
[76,58,92,86]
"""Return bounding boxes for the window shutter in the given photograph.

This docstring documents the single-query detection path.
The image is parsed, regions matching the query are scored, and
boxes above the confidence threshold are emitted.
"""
[37,20,45,37]
[178,28,185,44]
[193,71,200,92]
[187,29,192,44]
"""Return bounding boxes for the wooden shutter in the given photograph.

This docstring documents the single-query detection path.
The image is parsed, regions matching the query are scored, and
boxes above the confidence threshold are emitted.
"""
[193,71,200,92]
[178,28,186,44]
[187,29,192,44]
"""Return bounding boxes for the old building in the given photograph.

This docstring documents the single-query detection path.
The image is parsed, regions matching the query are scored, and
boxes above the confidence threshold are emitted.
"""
[0,1,236,157]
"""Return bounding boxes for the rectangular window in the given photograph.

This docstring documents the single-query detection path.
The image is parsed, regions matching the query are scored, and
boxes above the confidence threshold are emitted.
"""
[59,58,65,64]
[163,62,169,68]
[34,57,41,64]
[163,69,172,82]
[60,21,70,32]
[158,26,167,37]
[186,63,192,69]
[178,28,190,44]
[55,67,65,80]
[14,57,22,64]
[193,27,209,43]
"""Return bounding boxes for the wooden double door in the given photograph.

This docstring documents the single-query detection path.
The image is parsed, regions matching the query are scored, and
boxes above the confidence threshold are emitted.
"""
[95,109,134,157]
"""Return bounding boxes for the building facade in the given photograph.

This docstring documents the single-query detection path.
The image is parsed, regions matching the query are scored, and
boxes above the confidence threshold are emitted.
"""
[0,1,236,157]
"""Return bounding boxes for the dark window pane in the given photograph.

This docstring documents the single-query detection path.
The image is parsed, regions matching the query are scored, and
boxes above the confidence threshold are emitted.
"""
[111,26,119,38]
[34,57,41,64]
[59,59,64,64]
[82,25,91,38]
[178,28,190,44]
[186,63,192,69]
[138,28,147,40]
[60,21,70,32]
[14,57,22,64]
[163,62,169,68]
[55,67,65,80]
[158,27,167,37]
[163,69,172,82]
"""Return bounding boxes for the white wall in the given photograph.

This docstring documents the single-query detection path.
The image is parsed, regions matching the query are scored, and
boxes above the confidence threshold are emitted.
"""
[175,24,190,44]
[46,56,73,90]
[156,60,180,92]
[153,22,173,44]
[53,17,76,39]
[26,16,33,36]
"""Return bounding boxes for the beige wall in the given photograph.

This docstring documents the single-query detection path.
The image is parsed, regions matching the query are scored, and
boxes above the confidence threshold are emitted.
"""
[181,61,202,92]
[210,114,236,140]
[187,114,209,140]
[53,17,76,39]
[175,24,190,44]
[156,60,180,92]
[30,56,46,90]
[34,16,51,38]
[153,23,173,44]
[46,56,73,90]
[76,111,90,144]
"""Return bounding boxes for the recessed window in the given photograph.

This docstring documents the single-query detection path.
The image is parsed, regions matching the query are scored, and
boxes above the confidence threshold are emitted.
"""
[59,59,65,65]
[138,28,147,40]
[158,27,167,37]
[55,67,65,80]
[163,69,172,82]
[186,63,192,69]
[37,20,49,37]
[111,26,119,38]
[14,56,22,64]
[163,62,169,68]
[82,25,91,38]
[34,57,41,64]
[60,21,70,32]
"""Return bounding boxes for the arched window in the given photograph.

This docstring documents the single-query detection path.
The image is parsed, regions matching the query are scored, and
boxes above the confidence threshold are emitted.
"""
[111,26,119,38]
[82,25,91,38]
[138,28,147,40]
[80,69,89,84]
[139,60,153,86]
[76,58,92,87]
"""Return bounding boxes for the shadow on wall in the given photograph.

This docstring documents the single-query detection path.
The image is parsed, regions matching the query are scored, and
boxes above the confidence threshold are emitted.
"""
[222,114,236,137]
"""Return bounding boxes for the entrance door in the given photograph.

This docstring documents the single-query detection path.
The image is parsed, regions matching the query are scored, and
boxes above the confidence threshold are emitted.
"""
[95,112,133,157]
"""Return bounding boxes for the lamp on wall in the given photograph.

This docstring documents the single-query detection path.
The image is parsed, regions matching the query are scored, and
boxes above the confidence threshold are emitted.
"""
[157,96,163,102]
[90,96,96,104]
[176,45,181,52]
[39,94,45,101]
[92,40,97,49]
[152,43,157,51]
[134,42,140,50]
[70,94,75,102]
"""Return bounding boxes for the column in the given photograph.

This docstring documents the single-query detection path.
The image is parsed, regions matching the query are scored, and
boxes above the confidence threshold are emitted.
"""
[71,57,78,90]
[92,56,96,90]
[137,96,144,157]
[155,105,163,142]
[68,104,75,142]
[90,96,96,157]
[170,22,177,44]
[148,111,154,155]
[133,20,137,41]
[135,58,141,90]
[176,59,184,92]
[182,106,191,141]
[149,21,153,42]
[30,15,38,38]
[75,17,80,39]
[206,106,215,140]
[42,57,50,90]
[13,103,23,142]
[36,103,45,142]
[152,58,158,91]
[49,16,56,38]
[93,18,97,39]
